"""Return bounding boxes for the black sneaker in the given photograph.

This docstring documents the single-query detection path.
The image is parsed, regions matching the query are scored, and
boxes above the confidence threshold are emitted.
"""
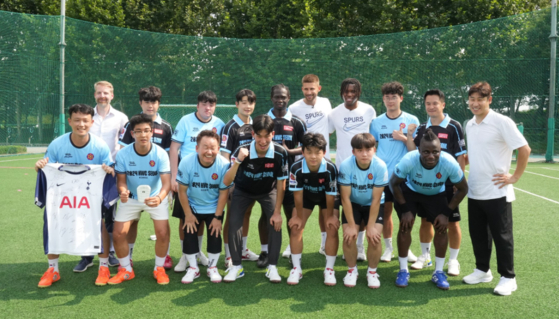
[108,251,120,267]
[256,252,269,268]
[73,256,94,272]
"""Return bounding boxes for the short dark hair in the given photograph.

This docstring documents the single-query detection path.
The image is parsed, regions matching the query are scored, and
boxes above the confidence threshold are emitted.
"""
[302,74,320,84]
[468,82,492,98]
[198,90,217,104]
[129,113,154,131]
[68,104,94,117]
[139,86,162,102]
[236,89,256,104]
[270,84,290,98]
[424,89,445,103]
[252,114,275,134]
[196,129,220,145]
[381,82,404,96]
[340,78,361,101]
[301,132,327,153]
[421,128,439,143]
[351,133,376,150]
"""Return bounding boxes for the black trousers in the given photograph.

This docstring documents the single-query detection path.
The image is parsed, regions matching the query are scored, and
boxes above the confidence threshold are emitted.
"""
[183,212,222,255]
[468,197,515,278]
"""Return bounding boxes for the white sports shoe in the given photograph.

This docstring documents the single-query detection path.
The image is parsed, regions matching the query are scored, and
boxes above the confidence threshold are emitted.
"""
[319,245,325,256]
[447,259,460,276]
[407,250,418,263]
[494,277,517,296]
[324,268,336,286]
[463,269,493,285]
[380,248,394,262]
[207,266,222,283]
[174,254,189,273]
[282,246,291,258]
[343,269,358,287]
[410,255,432,270]
[266,266,281,283]
[242,249,259,261]
[197,252,209,267]
[357,246,367,262]
[287,267,303,285]
[224,257,233,269]
[367,271,380,289]
[181,267,200,284]
[223,265,244,283]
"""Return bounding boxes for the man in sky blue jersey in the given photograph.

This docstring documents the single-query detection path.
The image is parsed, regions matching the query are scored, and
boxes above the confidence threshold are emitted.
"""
[369,81,420,264]
[170,91,225,271]
[338,133,388,289]
[35,104,115,288]
[109,114,172,285]
[178,130,232,284]
[389,129,468,290]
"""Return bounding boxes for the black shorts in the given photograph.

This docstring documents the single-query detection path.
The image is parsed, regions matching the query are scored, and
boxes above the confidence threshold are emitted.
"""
[383,185,394,203]
[342,203,384,226]
[445,182,461,222]
[283,188,295,206]
[393,183,452,224]
[303,196,327,211]
[103,204,116,232]
[171,192,185,219]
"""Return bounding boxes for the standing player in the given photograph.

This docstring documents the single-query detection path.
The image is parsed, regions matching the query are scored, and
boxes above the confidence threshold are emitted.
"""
[108,114,171,285]
[119,86,174,270]
[329,78,376,261]
[266,84,307,259]
[389,129,468,290]
[463,82,530,296]
[338,133,388,288]
[289,74,332,255]
[406,89,466,276]
[369,81,419,264]
[170,91,225,272]
[286,133,339,286]
[34,104,115,287]
[223,115,288,283]
[178,130,232,284]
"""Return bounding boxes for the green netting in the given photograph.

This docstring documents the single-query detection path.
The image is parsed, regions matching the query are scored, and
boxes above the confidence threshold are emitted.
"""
[1,9,558,154]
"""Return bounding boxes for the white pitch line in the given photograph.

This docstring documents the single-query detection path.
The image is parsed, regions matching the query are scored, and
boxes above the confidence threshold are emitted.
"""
[510,169,559,181]
[0,157,42,163]
[535,167,559,172]
[513,187,559,205]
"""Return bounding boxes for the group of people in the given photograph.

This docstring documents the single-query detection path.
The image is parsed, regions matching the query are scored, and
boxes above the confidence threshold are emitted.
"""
[34,76,531,296]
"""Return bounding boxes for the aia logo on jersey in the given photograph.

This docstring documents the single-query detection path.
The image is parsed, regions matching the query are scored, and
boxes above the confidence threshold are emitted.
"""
[212,127,217,133]
[265,163,274,168]
[399,123,406,129]
[438,133,448,139]
[368,173,373,180]
[149,160,155,167]
[212,173,218,180]
[60,196,90,209]
[87,153,94,160]
[153,128,163,135]
[436,172,442,179]
[283,125,294,131]
[318,178,325,184]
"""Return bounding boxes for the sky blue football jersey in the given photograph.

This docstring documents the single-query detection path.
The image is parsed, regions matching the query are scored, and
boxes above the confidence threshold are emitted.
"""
[171,113,225,160]
[45,133,113,166]
[338,155,389,206]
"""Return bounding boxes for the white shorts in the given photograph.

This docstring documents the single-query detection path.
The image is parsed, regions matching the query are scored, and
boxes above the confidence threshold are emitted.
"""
[115,198,169,222]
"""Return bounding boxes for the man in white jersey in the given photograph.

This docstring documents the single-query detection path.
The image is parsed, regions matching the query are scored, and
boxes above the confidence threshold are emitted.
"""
[289,74,332,256]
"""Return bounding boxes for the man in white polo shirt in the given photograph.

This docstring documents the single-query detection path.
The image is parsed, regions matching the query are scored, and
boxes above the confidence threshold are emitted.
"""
[462,81,531,296]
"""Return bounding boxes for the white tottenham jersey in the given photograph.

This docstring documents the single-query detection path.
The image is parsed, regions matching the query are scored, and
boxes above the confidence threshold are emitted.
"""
[289,97,332,159]
[35,164,118,256]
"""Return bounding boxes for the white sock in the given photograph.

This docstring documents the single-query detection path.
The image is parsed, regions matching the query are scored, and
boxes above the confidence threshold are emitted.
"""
[154,255,165,270]
[320,232,327,247]
[449,248,459,261]
[399,257,408,271]
[348,265,357,272]
[420,242,431,258]
[261,244,268,253]
[224,244,231,258]
[118,256,132,272]
[186,254,198,269]
[368,267,377,273]
[357,231,365,248]
[208,253,220,268]
[48,258,59,272]
[291,253,302,270]
[268,264,277,270]
[167,243,171,256]
[198,236,203,252]
[435,257,445,272]
[384,238,393,251]
[242,237,248,251]
[99,257,109,268]
[286,244,291,251]
[129,243,135,259]
[325,255,336,269]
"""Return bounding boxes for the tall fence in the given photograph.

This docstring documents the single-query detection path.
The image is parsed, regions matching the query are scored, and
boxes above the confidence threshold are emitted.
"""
[0,9,558,154]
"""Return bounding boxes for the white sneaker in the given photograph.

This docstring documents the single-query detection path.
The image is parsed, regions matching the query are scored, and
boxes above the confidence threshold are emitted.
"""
[324,268,336,286]
[407,250,418,263]
[282,246,291,258]
[494,277,517,296]
[357,246,367,262]
[410,255,432,270]
[287,267,303,285]
[266,266,281,283]
[447,259,460,276]
[367,271,380,289]
[319,245,325,256]
[343,269,358,287]
[207,266,222,283]
[181,267,200,284]
[197,252,209,267]
[463,269,493,285]
[174,254,189,273]
[242,249,259,261]
[223,265,244,283]
[224,257,232,269]
[381,248,394,262]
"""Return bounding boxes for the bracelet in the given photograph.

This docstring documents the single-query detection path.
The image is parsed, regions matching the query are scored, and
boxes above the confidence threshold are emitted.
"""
[214,214,223,221]
[235,158,242,164]
[156,195,162,203]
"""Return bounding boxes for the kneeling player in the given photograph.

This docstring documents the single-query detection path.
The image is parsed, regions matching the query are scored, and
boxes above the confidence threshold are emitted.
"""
[109,114,171,285]
[287,132,338,286]
[177,130,231,284]
[389,129,467,290]
[339,133,388,288]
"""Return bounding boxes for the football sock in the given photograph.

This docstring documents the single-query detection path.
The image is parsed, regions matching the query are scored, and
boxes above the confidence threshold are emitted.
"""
[384,238,393,251]
[242,237,248,251]
[208,253,220,267]
[357,231,365,248]
[186,254,198,269]
[129,243,135,259]
[154,255,165,270]
[99,257,109,268]
[325,255,336,269]
[48,258,59,272]
[368,267,377,273]
[224,244,231,258]
[198,236,203,252]
[320,232,326,247]
[435,257,445,272]
[291,253,302,270]
[449,248,459,261]
[420,242,431,258]
[399,257,408,271]
[118,256,132,272]
[261,244,268,253]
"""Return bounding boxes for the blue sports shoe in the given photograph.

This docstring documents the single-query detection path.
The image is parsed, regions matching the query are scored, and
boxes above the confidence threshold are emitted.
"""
[74,256,94,272]
[432,270,450,290]
[395,270,410,288]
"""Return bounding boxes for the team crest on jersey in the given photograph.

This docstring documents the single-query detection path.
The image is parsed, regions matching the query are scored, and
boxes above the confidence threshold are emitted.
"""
[289,173,297,185]
[87,153,94,160]
[212,173,218,180]
[318,178,325,184]
[222,134,228,142]
[149,160,155,167]
[119,128,126,139]
[212,127,217,133]
[436,172,442,179]
[438,133,448,139]
[154,128,163,135]
[368,173,373,180]
[399,123,406,129]
[265,163,274,168]
[283,126,294,131]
